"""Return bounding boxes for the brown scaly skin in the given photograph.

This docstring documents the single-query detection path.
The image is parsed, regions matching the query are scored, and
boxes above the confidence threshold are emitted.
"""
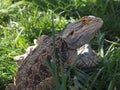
[6,16,103,90]
[16,36,76,90]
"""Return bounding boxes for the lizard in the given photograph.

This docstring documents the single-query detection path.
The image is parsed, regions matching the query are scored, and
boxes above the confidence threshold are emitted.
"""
[6,16,103,90]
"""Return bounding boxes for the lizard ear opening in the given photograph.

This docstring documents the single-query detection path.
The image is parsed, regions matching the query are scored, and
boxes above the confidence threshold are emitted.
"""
[68,31,74,38]
[69,31,74,35]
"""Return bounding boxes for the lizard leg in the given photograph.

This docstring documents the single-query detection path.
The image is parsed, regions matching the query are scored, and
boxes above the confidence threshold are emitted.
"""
[76,44,100,69]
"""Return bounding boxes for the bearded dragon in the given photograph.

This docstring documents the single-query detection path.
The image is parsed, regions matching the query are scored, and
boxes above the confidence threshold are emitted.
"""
[6,16,103,90]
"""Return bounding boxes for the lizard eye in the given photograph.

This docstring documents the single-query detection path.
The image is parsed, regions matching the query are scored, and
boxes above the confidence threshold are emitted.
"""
[81,16,91,24]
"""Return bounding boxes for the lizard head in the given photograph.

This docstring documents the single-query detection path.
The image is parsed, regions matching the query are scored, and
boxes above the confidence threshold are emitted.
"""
[61,16,103,49]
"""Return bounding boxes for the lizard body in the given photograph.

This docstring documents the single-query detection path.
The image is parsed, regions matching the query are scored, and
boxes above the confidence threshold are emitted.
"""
[6,16,103,90]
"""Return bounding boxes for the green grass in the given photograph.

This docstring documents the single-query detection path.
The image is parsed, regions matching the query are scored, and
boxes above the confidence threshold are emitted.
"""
[0,0,120,90]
